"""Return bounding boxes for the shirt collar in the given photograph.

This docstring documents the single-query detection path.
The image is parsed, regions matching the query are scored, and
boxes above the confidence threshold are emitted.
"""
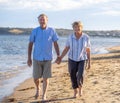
[40,26,48,30]
[72,33,84,39]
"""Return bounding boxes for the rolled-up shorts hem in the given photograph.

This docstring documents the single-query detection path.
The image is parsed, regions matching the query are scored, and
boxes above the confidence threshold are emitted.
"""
[33,59,52,79]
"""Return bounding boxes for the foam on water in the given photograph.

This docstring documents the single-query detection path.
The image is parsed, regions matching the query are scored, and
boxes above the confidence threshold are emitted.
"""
[0,65,32,101]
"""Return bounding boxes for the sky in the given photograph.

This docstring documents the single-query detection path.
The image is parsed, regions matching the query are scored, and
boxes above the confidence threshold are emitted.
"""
[0,0,120,30]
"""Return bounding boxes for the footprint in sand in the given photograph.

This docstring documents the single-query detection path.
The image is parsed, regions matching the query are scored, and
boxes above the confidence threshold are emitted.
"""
[8,98,16,102]
[18,87,35,91]
[111,91,120,96]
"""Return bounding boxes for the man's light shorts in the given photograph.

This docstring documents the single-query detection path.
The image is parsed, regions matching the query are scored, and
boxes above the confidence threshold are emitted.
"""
[33,59,52,79]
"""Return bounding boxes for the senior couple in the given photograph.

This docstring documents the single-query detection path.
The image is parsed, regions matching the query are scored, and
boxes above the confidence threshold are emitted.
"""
[27,13,91,101]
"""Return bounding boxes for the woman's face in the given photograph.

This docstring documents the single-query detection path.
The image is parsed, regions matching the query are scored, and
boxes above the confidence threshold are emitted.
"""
[73,25,82,34]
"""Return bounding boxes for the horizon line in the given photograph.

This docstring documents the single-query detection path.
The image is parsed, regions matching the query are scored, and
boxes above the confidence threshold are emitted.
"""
[0,26,120,31]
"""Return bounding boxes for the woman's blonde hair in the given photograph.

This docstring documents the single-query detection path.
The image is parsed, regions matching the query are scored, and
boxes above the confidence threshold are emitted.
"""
[72,21,83,28]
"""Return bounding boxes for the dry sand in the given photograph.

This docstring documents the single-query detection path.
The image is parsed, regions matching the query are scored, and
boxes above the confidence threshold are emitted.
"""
[2,46,120,103]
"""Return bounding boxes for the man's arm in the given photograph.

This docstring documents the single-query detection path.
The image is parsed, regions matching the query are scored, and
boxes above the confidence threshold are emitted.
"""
[54,41,60,57]
[27,42,33,67]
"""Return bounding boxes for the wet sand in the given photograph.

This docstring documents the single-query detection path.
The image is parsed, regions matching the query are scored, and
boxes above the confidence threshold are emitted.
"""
[2,46,120,103]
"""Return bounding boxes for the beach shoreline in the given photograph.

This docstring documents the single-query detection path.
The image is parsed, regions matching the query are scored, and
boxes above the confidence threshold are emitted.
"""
[2,46,120,103]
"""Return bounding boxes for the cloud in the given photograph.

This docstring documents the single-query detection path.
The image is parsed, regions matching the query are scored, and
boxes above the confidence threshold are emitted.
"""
[0,0,115,11]
[91,1,120,16]
[92,10,120,16]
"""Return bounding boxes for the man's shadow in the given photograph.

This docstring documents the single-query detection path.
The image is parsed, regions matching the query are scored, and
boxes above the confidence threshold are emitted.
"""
[30,97,75,103]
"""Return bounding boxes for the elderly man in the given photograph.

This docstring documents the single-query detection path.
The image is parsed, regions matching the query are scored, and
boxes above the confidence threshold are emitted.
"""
[27,14,60,100]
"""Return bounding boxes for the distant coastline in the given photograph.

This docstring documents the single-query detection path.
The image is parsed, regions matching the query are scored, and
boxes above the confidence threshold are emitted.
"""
[0,27,120,37]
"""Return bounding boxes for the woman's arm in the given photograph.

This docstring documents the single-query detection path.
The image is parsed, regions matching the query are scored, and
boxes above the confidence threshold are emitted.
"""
[61,46,70,59]
[86,47,91,69]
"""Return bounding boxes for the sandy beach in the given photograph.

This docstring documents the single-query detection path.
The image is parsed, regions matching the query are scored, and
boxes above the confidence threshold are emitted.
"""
[2,46,120,103]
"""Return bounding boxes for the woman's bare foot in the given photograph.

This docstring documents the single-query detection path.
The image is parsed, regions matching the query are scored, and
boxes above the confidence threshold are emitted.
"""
[79,86,82,96]
[42,95,47,101]
[73,89,78,98]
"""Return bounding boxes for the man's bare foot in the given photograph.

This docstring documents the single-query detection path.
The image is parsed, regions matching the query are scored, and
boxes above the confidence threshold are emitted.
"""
[35,89,40,99]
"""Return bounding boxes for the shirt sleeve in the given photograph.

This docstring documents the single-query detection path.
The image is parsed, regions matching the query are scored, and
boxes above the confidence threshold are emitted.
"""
[65,36,70,47]
[29,29,36,42]
[52,29,59,42]
[86,36,91,48]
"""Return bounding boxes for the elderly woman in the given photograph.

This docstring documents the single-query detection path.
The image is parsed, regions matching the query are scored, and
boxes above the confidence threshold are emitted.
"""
[57,21,91,98]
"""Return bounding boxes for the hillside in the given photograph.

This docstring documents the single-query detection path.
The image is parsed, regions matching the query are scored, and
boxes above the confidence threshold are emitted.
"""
[0,27,32,35]
[0,27,120,37]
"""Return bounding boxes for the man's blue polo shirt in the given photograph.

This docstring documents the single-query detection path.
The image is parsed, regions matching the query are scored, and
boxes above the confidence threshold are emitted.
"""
[29,26,59,61]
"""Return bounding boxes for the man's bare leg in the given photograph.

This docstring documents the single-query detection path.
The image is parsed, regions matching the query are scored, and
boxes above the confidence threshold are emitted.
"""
[34,78,40,98]
[42,78,49,100]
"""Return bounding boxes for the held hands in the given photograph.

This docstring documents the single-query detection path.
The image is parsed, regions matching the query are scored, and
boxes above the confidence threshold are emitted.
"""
[55,56,61,64]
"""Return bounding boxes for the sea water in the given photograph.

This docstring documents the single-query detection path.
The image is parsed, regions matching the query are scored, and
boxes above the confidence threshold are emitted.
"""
[0,34,120,101]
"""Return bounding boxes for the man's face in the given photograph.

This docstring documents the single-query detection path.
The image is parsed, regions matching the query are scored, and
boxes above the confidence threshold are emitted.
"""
[38,16,48,29]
